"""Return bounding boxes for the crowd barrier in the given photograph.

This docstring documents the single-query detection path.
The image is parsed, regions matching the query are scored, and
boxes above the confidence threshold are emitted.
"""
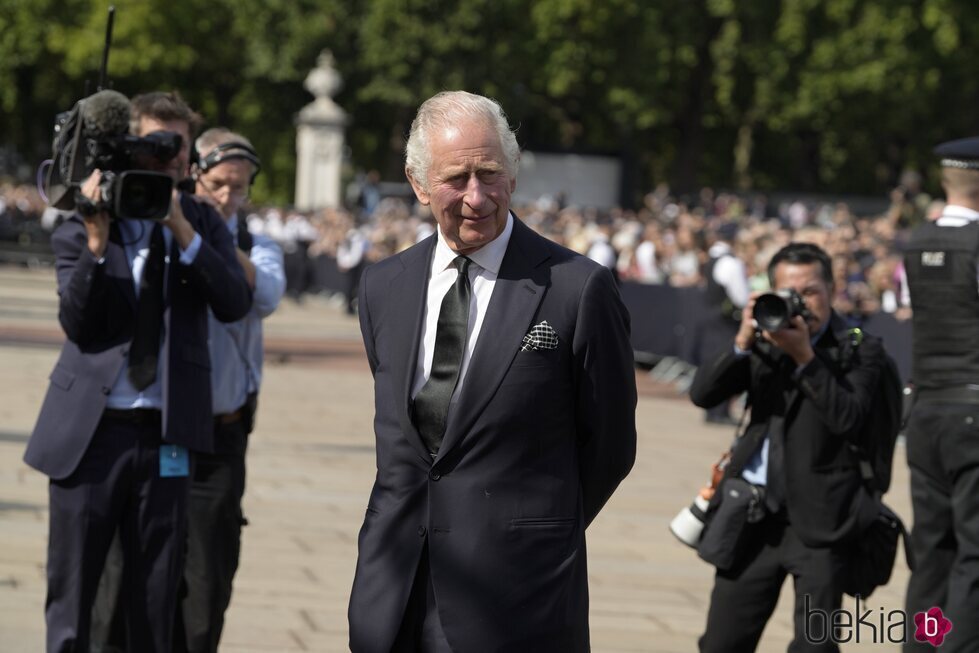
[619,282,913,384]
[280,259,914,384]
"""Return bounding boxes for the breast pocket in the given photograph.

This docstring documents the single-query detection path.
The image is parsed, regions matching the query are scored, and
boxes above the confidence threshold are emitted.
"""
[49,365,76,391]
[509,349,557,370]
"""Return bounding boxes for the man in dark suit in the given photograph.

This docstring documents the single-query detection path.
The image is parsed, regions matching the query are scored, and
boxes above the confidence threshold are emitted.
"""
[24,91,251,653]
[690,243,887,653]
[347,90,637,653]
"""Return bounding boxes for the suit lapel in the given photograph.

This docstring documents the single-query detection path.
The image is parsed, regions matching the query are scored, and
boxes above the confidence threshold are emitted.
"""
[388,237,437,463]
[437,219,549,459]
[105,221,138,310]
[783,314,846,426]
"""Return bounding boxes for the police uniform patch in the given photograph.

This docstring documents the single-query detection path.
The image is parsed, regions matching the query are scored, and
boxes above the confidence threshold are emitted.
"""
[921,251,946,267]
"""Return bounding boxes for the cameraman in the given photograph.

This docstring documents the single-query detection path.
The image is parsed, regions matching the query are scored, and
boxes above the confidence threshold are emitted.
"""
[690,243,888,652]
[24,91,251,653]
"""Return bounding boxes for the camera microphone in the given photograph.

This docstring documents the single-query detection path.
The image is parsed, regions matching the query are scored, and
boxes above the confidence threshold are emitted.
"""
[80,90,131,141]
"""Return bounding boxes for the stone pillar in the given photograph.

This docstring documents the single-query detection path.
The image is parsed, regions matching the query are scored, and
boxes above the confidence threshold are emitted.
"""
[295,50,347,210]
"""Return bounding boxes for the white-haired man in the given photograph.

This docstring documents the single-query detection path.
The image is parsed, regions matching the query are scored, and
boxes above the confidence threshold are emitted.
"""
[347,90,637,652]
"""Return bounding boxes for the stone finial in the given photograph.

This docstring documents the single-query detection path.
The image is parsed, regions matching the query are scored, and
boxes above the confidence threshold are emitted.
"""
[304,50,342,102]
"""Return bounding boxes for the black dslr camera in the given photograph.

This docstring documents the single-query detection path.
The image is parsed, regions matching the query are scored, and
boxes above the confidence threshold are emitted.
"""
[45,89,177,221]
[753,289,812,332]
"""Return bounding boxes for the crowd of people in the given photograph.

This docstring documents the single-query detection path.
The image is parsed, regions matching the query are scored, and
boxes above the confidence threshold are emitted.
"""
[1,174,934,326]
[4,85,978,652]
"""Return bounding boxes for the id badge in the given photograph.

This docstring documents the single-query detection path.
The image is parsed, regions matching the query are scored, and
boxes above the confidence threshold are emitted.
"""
[159,445,190,478]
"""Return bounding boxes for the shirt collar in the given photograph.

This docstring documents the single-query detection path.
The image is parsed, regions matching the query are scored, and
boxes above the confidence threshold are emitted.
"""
[708,241,732,258]
[941,204,979,222]
[811,318,829,345]
[433,212,513,275]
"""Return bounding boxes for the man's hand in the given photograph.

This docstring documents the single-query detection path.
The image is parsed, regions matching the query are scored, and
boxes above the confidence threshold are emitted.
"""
[734,291,762,352]
[761,315,814,365]
[79,170,110,258]
[161,189,197,250]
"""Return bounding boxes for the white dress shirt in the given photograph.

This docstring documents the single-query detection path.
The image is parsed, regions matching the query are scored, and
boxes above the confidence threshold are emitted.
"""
[105,213,202,410]
[411,214,514,420]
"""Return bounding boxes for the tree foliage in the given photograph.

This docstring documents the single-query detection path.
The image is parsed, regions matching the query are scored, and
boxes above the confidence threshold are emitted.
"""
[3,0,979,204]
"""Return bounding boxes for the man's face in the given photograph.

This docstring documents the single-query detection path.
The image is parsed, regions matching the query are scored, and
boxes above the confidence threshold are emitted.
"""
[136,116,191,182]
[771,261,833,336]
[407,118,515,255]
[195,158,252,220]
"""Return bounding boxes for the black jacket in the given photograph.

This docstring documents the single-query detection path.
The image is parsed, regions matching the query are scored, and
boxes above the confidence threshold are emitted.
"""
[690,313,885,547]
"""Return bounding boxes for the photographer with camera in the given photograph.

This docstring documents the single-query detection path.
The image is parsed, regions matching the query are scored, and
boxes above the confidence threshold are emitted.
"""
[689,243,890,652]
[24,91,251,653]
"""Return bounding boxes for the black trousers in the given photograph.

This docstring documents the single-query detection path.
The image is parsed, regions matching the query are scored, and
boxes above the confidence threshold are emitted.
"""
[47,413,189,653]
[92,418,249,653]
[391,543,453,653]
[904,399,979,653]
[174,419,249,653]
[699,515,847,653]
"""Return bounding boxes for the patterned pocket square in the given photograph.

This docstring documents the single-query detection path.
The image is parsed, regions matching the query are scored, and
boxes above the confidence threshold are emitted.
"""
[520,320,559,352]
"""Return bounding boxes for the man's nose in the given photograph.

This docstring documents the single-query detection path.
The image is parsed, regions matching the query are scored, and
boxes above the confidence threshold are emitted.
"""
[464,175,488,209]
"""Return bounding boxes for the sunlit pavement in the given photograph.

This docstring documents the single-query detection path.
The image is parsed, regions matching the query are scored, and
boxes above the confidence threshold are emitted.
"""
[0,266,911,652]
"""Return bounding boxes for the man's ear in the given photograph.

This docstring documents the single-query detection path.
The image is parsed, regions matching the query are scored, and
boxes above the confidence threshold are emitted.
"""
[406,167,430,206]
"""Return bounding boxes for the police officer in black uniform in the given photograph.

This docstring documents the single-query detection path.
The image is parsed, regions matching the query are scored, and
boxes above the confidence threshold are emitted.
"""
[903,137,979,653]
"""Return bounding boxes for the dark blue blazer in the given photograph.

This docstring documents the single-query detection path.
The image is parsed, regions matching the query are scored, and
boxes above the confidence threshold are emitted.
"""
[25,194,252,480]
[348,218,637,653]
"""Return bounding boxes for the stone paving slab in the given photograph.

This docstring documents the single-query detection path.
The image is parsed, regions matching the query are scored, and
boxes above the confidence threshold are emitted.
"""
[0,266,913,652]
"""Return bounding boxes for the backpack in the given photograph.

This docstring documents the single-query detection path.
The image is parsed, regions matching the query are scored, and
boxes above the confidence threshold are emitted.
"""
[839,328,904,493]
[838,328,914,598]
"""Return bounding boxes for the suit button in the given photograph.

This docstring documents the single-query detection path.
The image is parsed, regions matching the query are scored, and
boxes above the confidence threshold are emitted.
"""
[417,526,427,537]
[101,386,111,395]
[429,470,441,481]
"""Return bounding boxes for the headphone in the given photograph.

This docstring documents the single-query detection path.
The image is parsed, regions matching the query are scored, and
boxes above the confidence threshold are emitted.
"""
[191,141,262,184]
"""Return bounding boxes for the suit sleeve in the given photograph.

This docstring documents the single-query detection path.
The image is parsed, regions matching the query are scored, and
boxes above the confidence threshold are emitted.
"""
[179,197,252,323]
[689,349,752,409]
[572,266,637,527]
[53,217,130,347]
[793,336,883,438]
[358,265,379,376]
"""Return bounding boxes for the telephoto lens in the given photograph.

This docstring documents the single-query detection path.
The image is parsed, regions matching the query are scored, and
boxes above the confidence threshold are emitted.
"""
[669,493,711,548]
[753,289,809,331]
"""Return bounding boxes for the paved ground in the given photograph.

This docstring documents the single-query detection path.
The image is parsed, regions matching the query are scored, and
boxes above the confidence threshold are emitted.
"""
[0,265,913,652]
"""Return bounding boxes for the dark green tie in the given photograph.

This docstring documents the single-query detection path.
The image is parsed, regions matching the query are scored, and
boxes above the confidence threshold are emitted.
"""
[414,256,472,455]
[128,223,165,391]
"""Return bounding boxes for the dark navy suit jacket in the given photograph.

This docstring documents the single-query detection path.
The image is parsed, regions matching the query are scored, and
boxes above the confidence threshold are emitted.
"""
[25,194,252,480]
[348,218,637,653]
